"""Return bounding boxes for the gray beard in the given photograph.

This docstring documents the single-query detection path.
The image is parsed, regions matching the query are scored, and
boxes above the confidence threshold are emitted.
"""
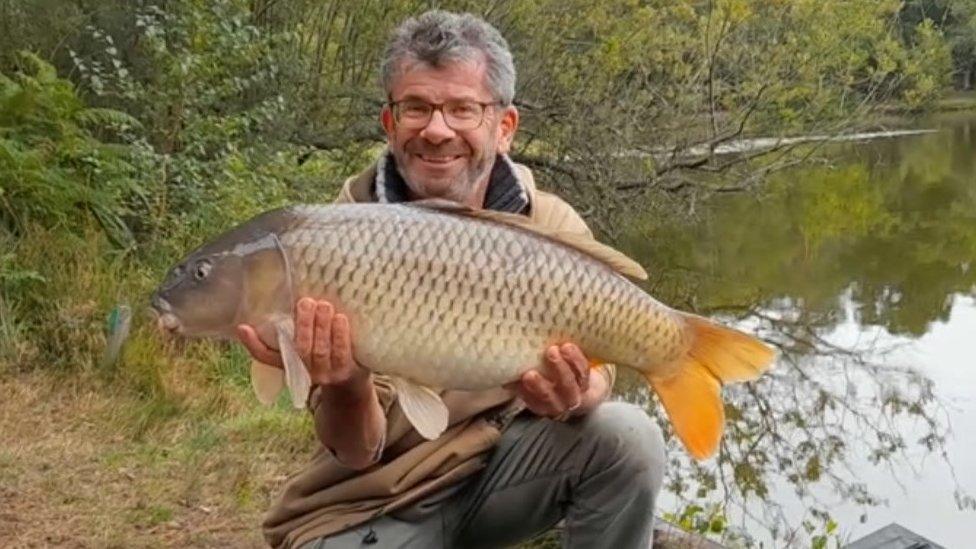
[397,150,495,205]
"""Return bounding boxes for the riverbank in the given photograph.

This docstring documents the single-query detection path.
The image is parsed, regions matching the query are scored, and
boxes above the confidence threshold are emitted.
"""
[0,370,310,546]
[935,90,976,111]
[0,369,692,548]
[879,90,976,115]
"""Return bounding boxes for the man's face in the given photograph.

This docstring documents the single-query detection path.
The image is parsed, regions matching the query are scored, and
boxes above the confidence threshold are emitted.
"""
[381,58,518,205]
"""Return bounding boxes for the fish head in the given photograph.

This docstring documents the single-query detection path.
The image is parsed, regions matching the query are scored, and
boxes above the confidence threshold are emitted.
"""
[151,249,246,338]
[151,209,297,339]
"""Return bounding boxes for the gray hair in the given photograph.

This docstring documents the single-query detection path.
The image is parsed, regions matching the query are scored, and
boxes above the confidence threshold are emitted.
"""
[380,10,516,105]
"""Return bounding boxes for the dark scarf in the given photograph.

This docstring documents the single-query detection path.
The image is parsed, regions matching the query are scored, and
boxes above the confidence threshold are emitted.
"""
[373,150,530,214]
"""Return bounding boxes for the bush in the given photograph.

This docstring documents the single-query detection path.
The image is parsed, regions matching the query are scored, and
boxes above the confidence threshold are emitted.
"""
[0,42,347,379]
[0,52,159,247]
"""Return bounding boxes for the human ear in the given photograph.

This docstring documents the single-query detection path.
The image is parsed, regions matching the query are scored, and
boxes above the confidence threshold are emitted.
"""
[380,105,396,139]
[496,105,519,154]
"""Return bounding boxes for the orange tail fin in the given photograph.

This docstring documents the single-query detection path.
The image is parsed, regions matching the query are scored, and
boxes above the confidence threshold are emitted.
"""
[647,314,775,460]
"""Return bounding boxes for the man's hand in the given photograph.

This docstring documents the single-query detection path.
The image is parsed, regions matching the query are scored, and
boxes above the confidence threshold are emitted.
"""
[236,298,384,470]
[512,343,610,419]
[236,298,370,393]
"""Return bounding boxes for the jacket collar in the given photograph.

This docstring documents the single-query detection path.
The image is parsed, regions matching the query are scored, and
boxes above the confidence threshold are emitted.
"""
[371,149,530,214]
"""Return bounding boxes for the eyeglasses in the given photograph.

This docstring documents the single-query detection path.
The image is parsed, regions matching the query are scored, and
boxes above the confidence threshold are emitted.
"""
[389,99,503,131]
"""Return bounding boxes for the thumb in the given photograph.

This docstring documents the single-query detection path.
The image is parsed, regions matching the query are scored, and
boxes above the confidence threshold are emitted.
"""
[236,324,284,368]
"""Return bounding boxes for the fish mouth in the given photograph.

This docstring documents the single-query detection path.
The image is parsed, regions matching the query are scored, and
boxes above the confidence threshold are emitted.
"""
[150,295,183,336]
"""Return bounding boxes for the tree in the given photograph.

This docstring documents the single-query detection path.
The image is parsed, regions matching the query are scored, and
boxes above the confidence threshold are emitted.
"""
[899,0,976,89]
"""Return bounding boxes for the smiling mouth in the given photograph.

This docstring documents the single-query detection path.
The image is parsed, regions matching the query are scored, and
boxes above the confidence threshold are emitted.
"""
[416,154,462,164]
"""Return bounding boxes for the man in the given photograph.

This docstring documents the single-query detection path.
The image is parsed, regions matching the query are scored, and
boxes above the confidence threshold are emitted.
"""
[239,10,665,549]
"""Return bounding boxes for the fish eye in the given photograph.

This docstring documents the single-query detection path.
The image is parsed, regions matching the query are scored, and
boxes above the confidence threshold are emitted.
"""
[193,260,212,281]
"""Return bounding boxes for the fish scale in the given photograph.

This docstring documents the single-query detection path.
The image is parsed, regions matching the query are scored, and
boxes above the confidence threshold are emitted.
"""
[268,204,683,389]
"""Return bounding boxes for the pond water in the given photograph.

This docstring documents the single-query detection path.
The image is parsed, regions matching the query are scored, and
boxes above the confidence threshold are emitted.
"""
[617,113,976,546]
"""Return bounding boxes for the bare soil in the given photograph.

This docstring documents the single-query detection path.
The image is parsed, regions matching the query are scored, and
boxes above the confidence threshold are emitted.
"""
[0,372,312,548]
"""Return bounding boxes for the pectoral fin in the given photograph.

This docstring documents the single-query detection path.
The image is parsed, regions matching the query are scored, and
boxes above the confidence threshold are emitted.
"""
[274,321,311,409]
[390,376,448,440]
[250,359,284,406]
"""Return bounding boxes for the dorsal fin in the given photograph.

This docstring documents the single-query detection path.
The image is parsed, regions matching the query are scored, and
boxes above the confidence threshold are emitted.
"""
[409,199,648,280]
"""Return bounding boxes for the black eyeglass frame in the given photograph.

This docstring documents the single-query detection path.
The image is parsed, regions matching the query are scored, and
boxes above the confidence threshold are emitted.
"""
[387,99,505,131]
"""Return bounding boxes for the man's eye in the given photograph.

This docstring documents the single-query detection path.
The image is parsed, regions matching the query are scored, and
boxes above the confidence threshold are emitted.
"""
[448,103,479,119]
[401,103,431,118]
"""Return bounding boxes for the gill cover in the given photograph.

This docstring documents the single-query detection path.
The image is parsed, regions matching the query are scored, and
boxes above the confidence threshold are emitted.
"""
[237,232,294,324]
[235,233,309,407]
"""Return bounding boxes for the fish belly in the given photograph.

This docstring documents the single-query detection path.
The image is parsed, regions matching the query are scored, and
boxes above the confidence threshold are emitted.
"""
[280,204,687,390]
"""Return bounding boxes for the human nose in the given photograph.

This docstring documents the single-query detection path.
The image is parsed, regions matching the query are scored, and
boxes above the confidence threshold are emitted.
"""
[418,107,456,144]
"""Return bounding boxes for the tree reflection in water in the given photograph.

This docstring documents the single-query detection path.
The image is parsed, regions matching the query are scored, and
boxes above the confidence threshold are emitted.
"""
[612,114,976,544]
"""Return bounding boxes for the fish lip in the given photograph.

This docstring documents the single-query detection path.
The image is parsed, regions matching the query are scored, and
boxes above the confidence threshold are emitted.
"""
[151,293,171,312]
[157,313,183,335]
[150,295,183,335]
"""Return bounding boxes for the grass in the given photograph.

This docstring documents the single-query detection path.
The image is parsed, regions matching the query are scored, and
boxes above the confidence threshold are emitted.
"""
[0,369,314,547]
[0,223,319,546]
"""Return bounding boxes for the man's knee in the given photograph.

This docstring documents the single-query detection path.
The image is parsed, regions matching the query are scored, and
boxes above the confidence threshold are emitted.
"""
[579,401,667,484]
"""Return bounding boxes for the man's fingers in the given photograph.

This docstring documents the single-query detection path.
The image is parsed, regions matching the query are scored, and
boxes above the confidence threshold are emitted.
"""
[521,370,560,416]
[311,301,334,369]
[235,324,284,368]
[521,343,590,417]
[332,314,354,370]
[294,298,316,362]
[560,343,589,395]
[545,346,582,410]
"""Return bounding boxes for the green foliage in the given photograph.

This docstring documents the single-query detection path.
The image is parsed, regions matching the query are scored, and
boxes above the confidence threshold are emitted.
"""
[898,19,955,107]
[0,247,41,368]
[0,52,158,246]
[900,0,976,89]
[0,53,157,375]
[491,0,954,208]
[807,513,841,549]
[63,0,351,256]
[0,2,350,382]
[0,0,94,68]
[663,503,731,539]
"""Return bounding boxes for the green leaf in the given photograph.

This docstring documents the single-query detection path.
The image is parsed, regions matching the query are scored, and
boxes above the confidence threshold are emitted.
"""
[76,108,144,132]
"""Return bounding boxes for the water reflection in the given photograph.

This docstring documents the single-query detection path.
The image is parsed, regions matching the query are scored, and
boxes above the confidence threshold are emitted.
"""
[616,113,976,545]
[634,115,976,337]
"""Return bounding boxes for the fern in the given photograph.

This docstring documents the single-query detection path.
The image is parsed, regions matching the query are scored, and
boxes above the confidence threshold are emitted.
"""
[15,51,58,84]
[0,53,160,244]
[76,107,144,133]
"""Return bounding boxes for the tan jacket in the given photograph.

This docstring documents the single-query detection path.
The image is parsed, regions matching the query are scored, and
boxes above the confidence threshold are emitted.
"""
[335,161,594,238]
[262,160,613,548]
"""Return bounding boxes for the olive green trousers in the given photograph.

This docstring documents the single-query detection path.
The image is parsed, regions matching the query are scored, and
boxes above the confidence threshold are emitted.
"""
[300,401,666,549]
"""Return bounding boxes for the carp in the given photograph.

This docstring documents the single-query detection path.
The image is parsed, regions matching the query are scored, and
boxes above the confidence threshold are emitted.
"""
[151,200,774,459]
